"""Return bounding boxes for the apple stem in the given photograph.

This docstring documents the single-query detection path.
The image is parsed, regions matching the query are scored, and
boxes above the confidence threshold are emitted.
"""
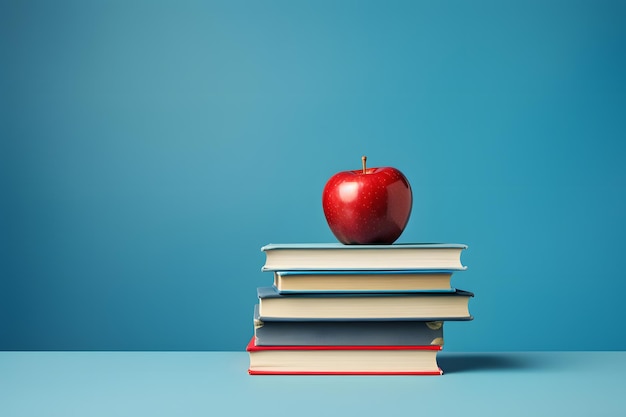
[362,156,367,174]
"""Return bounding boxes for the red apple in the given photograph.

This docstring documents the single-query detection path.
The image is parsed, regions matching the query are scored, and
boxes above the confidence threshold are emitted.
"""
[322,156,413,245]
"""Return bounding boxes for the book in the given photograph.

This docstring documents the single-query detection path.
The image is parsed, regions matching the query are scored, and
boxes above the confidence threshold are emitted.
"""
[273,270,456,293]
[246,337,443,375]
[253,305,445,346]
[257,286,473,321]
[261,243,467,271]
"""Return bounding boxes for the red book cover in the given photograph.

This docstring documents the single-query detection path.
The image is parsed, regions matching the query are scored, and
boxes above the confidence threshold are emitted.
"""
[246,337,443,375]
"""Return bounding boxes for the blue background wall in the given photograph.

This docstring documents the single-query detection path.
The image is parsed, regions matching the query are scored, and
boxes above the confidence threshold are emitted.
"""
[1,0,625,351]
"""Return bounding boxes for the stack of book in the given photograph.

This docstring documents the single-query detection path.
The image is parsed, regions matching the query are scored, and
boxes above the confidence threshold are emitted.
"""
[247,243,473,375]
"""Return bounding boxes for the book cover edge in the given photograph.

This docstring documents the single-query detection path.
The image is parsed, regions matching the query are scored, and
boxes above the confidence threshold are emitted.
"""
[261,243,468,251]
[257,286,474,299]
[245,337,442,352]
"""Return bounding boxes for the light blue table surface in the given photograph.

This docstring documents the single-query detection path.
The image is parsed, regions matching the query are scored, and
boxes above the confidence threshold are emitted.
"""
[1,351,624,416]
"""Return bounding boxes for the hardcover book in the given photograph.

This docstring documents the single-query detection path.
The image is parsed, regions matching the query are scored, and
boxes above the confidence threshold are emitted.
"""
[253,305,445,346]
[246,337,443,375]
[273,270,456,293]
[261,243,468,271]
[257,286,473,321]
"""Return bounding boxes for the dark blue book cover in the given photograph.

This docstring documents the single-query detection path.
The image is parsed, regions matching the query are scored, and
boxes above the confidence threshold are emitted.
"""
[253,305,447,346]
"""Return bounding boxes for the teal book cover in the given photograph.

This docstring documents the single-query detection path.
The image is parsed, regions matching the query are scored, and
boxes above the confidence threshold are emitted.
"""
[261,243,468,271]
[273,269,458,293]
[257,286,474,321]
